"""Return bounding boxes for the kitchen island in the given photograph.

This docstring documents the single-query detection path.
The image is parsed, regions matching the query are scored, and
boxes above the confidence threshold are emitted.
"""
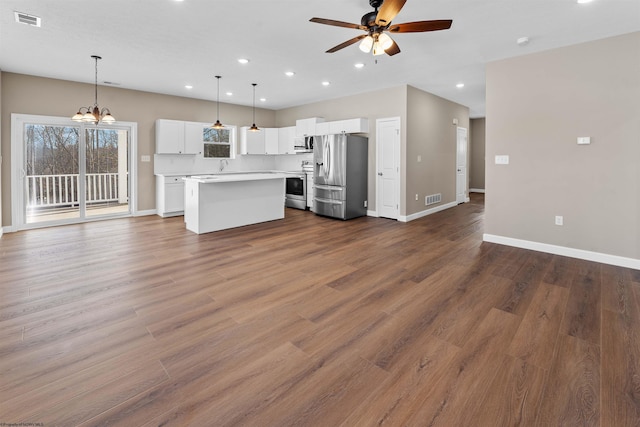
[183,173,286,234]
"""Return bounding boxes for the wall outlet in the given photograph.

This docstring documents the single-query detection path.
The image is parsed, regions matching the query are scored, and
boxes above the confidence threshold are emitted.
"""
[555,216,563,226]
[415,194,419,201]
[364,200,367,208]
[417,155,422,162]
[495,155,509,165]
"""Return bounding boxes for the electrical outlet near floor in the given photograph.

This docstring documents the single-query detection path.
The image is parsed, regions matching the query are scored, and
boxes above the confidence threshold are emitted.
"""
[555,215,563,226]
[415,194,419,201]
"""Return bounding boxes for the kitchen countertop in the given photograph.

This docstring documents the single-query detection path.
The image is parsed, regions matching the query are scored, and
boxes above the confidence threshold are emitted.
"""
[185,172,286,183]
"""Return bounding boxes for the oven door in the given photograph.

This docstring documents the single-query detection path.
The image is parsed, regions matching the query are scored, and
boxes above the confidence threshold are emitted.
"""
[285,175,307,209]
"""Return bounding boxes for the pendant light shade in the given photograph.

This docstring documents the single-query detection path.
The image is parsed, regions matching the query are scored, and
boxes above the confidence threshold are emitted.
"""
[211,75,224,129]
[249,83,259,132]
[71,55,115,124]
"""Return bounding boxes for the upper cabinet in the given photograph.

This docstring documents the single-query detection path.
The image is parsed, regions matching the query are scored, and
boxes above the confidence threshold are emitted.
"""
[156,119,204,155]
[240,126,266,154]
[240,127,283,155]
[295,117,325,137]
[329,118,369,134]
[278,126,296,155]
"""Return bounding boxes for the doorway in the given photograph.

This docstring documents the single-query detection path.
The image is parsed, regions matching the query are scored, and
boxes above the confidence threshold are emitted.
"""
[11,114,137,230]
[376,117,400,219]
[456,126,468,204]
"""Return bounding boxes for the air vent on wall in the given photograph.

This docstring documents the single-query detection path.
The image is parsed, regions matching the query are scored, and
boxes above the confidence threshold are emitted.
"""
[425,193,442,206]
[14,11,41,27]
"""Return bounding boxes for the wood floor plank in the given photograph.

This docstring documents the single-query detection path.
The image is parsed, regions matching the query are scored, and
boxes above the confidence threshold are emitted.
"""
[1,194,639,426]
[507,282,569,369]
[537,333,600,426]
[600,265,640,424]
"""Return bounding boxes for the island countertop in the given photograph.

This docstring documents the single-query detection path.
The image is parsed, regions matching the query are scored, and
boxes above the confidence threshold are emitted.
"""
[184,172,286,183]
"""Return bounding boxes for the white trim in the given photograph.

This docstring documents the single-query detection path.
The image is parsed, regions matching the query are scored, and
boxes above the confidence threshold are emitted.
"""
[134,209,157,217]
[483,233,640,270]
[399,201,458,222]
[470,188,485,193]
[366,209,379,217]
[10,114,137,230]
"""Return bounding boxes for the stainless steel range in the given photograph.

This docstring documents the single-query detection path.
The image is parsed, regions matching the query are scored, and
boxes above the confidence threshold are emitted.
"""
[284,172,307,210]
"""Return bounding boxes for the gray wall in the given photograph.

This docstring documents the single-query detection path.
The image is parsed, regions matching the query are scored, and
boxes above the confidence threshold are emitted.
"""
[1,72,275,225]
[470,118,485,191]
[406,86,469,213]
[485,32,640,260]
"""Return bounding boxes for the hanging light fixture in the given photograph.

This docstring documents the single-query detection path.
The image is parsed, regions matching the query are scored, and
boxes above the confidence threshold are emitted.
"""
[248,83,259,132]
[71,55,115,124]
[211,75,224,129]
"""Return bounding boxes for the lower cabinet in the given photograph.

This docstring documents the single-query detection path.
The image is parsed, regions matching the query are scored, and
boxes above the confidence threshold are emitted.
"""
[156,175,186,217]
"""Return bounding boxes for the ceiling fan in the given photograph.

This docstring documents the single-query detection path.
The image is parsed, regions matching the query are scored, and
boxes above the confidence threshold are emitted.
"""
[310,0,452,56]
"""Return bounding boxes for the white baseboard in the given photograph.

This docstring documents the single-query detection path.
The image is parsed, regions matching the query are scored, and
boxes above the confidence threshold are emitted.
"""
[134,209,157,217]
[483,233,640,270]
[470,188,485,193]
[400,201,458,222]
[366,210,378,217]
[2,225,17,234]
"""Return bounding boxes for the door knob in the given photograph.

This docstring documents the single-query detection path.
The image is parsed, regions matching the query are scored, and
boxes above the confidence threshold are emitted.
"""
[377,172,383,176]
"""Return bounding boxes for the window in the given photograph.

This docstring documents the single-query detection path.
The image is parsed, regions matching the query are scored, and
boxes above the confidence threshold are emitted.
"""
[203,125,236,159]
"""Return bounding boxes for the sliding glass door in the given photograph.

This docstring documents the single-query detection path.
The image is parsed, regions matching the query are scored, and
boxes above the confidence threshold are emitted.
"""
[13,115,135,229]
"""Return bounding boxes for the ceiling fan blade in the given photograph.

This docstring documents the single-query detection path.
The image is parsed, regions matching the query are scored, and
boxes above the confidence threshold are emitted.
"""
[388,20,453,33]
[385,39,401,56]
[375,0,407,27]
[310,17,366,31]
[326,35,368,53]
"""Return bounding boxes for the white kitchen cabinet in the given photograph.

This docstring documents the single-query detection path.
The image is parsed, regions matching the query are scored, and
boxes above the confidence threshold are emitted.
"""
[156,119,203,155]
[315,122,330,135]
[265,128,279,155]
[156,175,186,217]
[306,172,314,210]
[295,117,325,137]
[278,126,296,154]
[240,126,266,154]
[329,118,369,134]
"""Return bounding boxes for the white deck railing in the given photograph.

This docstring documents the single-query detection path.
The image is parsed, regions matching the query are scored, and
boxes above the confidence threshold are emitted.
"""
[27,173,126,208]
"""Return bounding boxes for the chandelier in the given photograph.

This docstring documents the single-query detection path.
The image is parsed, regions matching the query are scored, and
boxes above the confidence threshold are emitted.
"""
[71,55,115,124]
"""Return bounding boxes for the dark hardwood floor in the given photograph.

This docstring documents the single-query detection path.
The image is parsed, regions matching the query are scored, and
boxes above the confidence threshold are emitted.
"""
[1,193,639,426]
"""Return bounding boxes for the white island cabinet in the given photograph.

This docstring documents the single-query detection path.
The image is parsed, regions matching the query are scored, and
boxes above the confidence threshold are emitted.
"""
[183,173,286,234]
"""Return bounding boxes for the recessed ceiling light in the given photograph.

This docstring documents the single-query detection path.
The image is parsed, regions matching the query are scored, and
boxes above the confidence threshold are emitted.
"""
[260,98,266,102]
[456,83,465,89]
[322,81,330,86]
[238,58,250,64]
[285,71,295,77]
[516,36,530,46]
[185,85,193,89]
[577,0,593,3]
[354,63,365,69]
[226,92,233,96]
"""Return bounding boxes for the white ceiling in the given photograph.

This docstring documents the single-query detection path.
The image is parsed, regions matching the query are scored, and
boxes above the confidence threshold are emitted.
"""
[1,0,639,118]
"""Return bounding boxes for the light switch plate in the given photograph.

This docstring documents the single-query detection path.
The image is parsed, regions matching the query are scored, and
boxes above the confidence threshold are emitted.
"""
[577,137,591,145]
[141,155,151,162]
[495,155,509,165]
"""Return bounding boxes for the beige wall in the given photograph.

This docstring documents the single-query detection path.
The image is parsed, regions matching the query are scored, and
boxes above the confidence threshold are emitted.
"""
[406,86,469,214]
[1,73,274,225]
[485,32,640,259]
[470,118,485,190]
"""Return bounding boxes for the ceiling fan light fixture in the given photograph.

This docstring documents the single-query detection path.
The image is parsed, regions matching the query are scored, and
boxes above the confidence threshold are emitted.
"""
[378,32,393,50]
[359,35,373,53]
[372,42,386,56]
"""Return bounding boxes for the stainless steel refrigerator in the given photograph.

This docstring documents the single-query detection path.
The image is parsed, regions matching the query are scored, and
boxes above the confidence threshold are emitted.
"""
[313,134,368,220]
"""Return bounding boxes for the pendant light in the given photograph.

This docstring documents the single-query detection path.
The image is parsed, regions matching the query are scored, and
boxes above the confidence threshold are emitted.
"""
[211,75,224,129]
[71,55,115,124]
[248,83,259,132]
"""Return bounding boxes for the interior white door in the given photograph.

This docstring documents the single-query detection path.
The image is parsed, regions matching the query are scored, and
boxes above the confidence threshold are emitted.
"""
[456,126,468,204]
[376,117,400,219]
